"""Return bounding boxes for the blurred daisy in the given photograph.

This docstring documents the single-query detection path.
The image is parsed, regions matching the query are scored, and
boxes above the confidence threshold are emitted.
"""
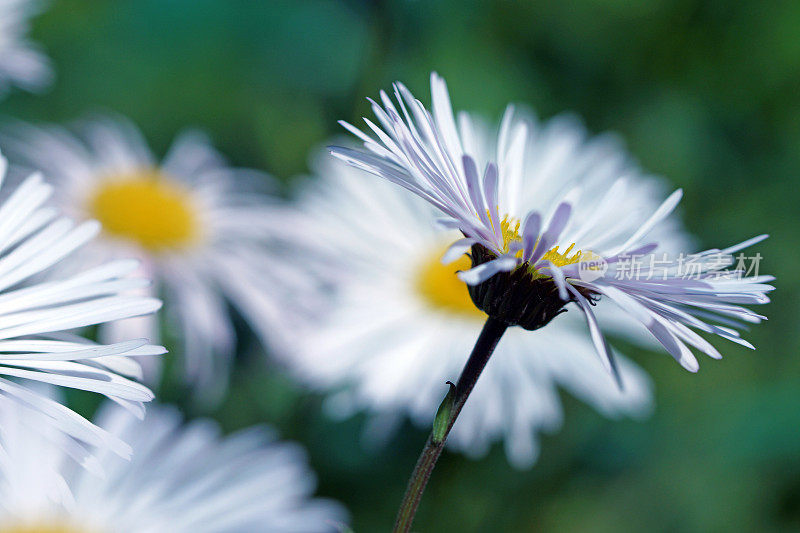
[0,0,52,98]
[2,117,295,402]
[332,73,774,383]
[0,401,348,532]
[0,152,163,465]
[283,126,689,467]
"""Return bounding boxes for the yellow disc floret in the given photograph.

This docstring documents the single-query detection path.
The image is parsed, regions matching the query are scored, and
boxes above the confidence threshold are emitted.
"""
[487,211,592,275]
[540,242,584,267]
[416,211,597,321]
[499,216,521,254]
[415,246,485,320]
[486,211,522,254]
[530,243,590,279]
[89,171,199,251]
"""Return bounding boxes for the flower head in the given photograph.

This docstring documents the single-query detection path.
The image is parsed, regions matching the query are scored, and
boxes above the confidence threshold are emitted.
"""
[1,117,297,403]
[277,146,670,467]
[0,401,348,532]
[0,152,164,463]
[0,0,53,98]
[332,73,774,380]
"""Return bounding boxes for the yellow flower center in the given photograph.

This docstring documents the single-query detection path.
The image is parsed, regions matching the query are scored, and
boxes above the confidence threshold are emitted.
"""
[489,212,591,276]
[487,212,522,254]
[415,214,596,319]
[88,171,199,251]
[530,242,589,279]
[415,246,485,320]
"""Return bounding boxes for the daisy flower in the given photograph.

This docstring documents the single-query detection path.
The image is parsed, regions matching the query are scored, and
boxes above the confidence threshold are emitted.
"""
[334,74,774,532]
[1,117,295,402]
[284,121,693,467]
[0,400,348,532]
[0,152,163,465]
[332,73,774,381]
[0,0,53,98]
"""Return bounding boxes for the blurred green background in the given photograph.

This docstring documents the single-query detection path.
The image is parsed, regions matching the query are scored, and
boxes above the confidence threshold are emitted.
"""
[3,1,799,531]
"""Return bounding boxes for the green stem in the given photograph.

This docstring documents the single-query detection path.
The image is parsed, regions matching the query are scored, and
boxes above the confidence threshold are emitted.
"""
[392,317,509,533]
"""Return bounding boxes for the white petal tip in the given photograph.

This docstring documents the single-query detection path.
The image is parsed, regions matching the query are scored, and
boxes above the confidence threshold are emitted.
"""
[682,362,700,373]
[456,270,482,285]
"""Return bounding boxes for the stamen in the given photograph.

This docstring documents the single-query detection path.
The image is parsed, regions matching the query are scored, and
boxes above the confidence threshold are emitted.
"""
[484,210,596,281]
[484,210,522,254]
[529,242,588,279]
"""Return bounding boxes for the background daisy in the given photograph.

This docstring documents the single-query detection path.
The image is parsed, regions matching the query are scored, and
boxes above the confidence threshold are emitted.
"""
[1,116,297,403]
[0,152,164,465]
[0,0,52,98]
[0,400,348,532]
[281,121,690,467]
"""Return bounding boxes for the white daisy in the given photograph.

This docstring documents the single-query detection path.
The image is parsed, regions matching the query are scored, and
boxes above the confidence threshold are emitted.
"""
[0,400,348,532]
[0,0,52,98]
[1,116,296,402]
[0,152,164,465]
[282,124,691,467]
[331,73,774,382]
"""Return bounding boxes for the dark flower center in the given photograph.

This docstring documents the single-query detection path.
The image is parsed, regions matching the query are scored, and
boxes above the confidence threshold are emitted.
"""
[465,244,599,330]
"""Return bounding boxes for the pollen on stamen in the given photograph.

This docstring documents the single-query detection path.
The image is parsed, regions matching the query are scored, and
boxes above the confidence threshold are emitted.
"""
[529,243,588,279]
[500,216,522,254]
[485,210,522,254]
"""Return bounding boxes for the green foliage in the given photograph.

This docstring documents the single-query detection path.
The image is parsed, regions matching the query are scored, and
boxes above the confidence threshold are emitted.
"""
[433,381,457,444]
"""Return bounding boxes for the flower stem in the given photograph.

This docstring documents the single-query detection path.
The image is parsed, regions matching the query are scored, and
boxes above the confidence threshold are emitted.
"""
[392,316,509,533]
